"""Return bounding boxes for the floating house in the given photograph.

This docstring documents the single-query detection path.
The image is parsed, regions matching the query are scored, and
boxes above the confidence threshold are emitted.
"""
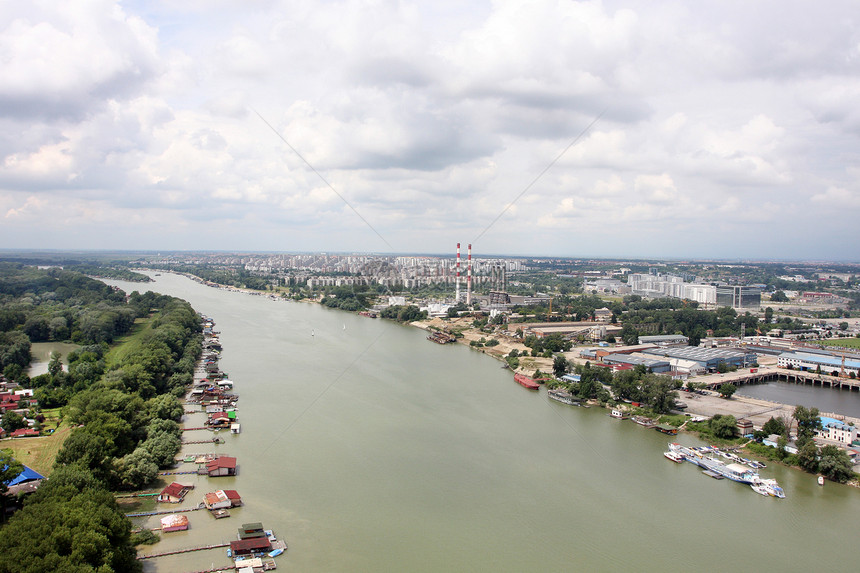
[238,522,266,539]
[206,456,237,477]
[203,489,242,510]
[158,482,194,503]
[208,411,231,427]
[160,514,189,532]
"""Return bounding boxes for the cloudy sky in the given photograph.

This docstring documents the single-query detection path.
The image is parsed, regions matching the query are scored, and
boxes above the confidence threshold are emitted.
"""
[2,1,859,261]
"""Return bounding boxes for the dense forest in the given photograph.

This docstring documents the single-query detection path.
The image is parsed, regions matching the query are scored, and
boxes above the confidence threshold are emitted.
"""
[0,264,202,571]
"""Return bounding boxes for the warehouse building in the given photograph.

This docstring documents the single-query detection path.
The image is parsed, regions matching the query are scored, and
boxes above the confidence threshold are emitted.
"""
[643,346,757,371]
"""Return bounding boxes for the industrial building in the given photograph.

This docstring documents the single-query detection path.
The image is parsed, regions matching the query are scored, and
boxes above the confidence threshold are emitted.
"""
[601,353,671,373]
[642,346,757,371]
[776,351,860,377]
[638,334,688,346]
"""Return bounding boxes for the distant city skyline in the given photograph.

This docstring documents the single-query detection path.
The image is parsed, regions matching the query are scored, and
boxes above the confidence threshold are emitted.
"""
[2,1,859,261]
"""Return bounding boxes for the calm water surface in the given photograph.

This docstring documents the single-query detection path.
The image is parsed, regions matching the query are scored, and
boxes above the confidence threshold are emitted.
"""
[738,381,860,418]
[104,274,859,572]
[27,341,81,376]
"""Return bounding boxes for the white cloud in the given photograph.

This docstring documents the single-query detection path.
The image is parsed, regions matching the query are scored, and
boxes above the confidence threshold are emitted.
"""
[1,0,859,259]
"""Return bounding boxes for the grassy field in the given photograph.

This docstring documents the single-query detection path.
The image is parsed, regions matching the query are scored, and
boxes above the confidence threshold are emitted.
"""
[816,337,860,349]
[104,316,153,367]
[2,423,72,477]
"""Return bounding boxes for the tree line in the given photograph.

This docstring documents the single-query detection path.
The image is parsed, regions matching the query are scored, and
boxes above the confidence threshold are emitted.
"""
[0,266,203,571]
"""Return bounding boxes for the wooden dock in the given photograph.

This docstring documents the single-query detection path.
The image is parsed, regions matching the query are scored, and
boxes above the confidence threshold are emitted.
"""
[182,437,224,445]
[137,541,230,559]
[126,505,205,518]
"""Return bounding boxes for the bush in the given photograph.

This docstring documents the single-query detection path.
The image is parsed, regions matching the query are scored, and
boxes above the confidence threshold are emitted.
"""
[131,529,160,546]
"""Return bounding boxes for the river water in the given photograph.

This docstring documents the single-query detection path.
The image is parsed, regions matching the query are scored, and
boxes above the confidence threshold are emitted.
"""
[103,273,860,572]
[738,382,860,418]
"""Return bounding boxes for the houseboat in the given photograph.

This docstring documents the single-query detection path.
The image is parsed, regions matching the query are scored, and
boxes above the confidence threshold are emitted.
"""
[548,389,581,406]
[609,409,628,419]
[654,424,678,435]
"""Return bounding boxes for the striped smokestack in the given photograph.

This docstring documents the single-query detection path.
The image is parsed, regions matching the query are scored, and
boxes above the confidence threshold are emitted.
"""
[455,243,461,302]
[467,243,472,305]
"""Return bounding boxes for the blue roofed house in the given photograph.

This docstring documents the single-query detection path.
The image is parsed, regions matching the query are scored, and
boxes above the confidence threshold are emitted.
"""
[816,416,860,446]
[5,464,45,495]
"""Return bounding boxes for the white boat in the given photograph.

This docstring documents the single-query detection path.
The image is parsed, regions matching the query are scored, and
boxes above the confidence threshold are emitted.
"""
[664,450,685,463]
[750,483,770,496]
[818,475,825,486]
[758,478,786,498]
[609,409,627,419]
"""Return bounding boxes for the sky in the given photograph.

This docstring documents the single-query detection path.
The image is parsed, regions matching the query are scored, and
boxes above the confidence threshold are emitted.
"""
[1,0,859,261]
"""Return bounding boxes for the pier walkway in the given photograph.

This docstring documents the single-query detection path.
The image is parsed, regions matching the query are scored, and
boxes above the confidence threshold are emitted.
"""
[701,368,860,391]
[126,505,205,517]
[137,541,229,559]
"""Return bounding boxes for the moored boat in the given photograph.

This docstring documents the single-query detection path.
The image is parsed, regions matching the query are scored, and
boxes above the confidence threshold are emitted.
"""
[427,331,456,344]
[664,450,684,463]
[750,483,770,496]
[631,415,655,427]
[654,424,678,435]
[818,475,825,486]
[548,389,581,406]
[514,373,541,390]
[609,409,627,419]
[668,443,785,495]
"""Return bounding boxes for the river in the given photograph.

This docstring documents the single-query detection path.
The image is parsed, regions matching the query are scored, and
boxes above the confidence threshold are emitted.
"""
[737,381,860,418]
[102,273,859,572]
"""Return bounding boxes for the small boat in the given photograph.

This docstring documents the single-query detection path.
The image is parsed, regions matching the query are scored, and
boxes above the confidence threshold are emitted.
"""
[631,415,655,427]
[818,475,825,486]
[750,483,770,496]
[664,450,684,463]
[609,409,628,419]
[268,548,285,557]
[757,478,786,498]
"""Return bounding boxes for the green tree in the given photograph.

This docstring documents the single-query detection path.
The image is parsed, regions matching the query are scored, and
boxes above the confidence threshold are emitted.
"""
[0,465,140,572]
[764,307,774,324]
[114,448,159,491]
[553,355,568,378]
[718,383,737,399]
[709,414,737,439]
[771,290,789,302]
[793,406,822,442]
[0,411,27,434]
[797,440,819,473]
[47,352,63,377]
[762,416,787,437]
[620,324,638,346]
[818,445,855,483]
[646,376,678,414]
